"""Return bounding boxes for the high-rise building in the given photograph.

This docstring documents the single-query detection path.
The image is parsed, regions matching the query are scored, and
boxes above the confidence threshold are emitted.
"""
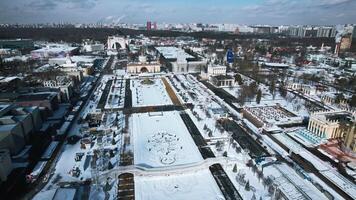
[340,34,352,51]
[146,21,152,31]
[297,26,306,37]
[153,22,157,30]
[317,27,333,38]
[330,27,337,38]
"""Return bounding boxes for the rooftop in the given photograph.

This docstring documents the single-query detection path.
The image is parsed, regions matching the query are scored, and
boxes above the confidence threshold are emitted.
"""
[16,93,57,102]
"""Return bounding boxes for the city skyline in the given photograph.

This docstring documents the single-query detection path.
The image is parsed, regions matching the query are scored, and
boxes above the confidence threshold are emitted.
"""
[1,0,356,25]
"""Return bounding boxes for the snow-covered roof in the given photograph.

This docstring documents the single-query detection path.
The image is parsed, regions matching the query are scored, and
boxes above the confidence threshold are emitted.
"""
[156,46,194,60]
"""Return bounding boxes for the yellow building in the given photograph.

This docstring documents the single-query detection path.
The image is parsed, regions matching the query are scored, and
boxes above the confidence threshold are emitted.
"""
[308,110,355,140]
[126,56,161,74]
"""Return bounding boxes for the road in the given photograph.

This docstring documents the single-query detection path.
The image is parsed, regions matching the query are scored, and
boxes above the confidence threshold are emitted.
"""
[23,56,115,199]
[99,157,238,182]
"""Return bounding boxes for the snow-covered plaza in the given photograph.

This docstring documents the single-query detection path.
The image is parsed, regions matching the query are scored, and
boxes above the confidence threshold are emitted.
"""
[131,111,203,167]
[135,169,224,200]
[131,78,173,107]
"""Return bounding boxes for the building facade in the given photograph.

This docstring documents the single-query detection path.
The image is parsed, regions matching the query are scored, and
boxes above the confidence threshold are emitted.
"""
[211,75,235,87]
[207,64,227,76]
[0,104,42,155]
[308,111,355,140]
[0,149,12,183]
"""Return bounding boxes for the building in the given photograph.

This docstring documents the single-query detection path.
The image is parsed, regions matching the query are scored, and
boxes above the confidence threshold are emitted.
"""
[55,56,84,81]
[0,76,23,92]
[207,64,226,76]
[156,46,207,73]
[147,21,152,31]
[107,36,128,50]
[31,44,79,60]
[340,34,352,52]
[153,22,157,30]
[211,75,234,87]
[43,76,74,102]
[0,39,34,49]
[126,56,160,74]
[308,110,355,140]
[0,149,12,183]
[286,83,317,96]
[49,55,95,78]
[0,48,21,58]
[82,40,105,52]
[317,27,333,38]
[0,104,42,155]
[260,62,289,69]
[15,92,59,114]
[251,26,277,34]
[305,27,318,37]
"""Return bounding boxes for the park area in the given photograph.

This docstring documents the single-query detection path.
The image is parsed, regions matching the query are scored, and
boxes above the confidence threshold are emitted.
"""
[131,111,203,167]
[131,78,172,107]
[134,169,224,200]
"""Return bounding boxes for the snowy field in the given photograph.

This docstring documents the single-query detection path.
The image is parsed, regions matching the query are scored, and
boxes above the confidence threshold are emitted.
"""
[104,78,125,109]
[224,74,318,118]
[132,111,203,167]
[131,78,172,107]
[135,169,224,200]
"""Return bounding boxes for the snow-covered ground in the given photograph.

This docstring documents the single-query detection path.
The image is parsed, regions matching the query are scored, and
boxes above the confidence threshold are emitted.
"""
[104,78,125,109]
[225,74,315,118]
[131,78,172,107]
[135,169,224,200]
[274,133,356,198]
[167,74,272,199]
[263,163,327,200]
[132,111,203,167]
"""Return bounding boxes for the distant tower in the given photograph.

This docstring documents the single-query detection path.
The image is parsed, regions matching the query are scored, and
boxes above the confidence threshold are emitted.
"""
[153,22,157,30]
[147,21,152,31]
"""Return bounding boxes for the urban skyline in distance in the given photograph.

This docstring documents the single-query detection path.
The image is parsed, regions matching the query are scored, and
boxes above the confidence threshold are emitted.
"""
[1,0,356,25]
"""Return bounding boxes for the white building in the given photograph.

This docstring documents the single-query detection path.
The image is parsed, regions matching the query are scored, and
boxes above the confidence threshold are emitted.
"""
[207,64,226,76]
[107,36,129,50]
[82,40,105,52]
[30,44,78,60]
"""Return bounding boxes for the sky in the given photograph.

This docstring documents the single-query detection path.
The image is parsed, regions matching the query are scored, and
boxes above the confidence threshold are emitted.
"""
[0,0,356,25]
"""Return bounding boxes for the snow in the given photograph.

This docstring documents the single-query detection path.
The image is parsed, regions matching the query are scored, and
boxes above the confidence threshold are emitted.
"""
[155,46,194,60]
[132,111,203,167]
[131,78,172,107]
[308,173,345,200]
[33,189,57,200]
[135,169,224,200]
[57,121,71,136]
[104,78,125,109]
[320,170,356,198]
[53,188,76,200]
[274,133,330,171]
[41,141,59,160]
[30,161,47,178]
[264,163,327,200]
[261,135,289,158]
[274,133,356,198]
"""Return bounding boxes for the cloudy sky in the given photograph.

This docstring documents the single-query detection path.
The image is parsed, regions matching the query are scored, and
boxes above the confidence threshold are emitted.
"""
[0,0,355,25]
